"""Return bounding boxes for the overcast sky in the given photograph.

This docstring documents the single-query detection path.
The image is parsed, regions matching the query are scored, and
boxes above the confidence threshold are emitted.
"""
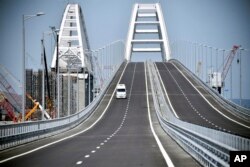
[0,0,249,99]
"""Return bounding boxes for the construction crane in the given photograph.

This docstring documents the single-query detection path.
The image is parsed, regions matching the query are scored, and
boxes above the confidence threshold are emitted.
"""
[0,93,19,122]
[26,93,51,120]
[0,64,22,112]
[42,39,55,118]
[210,45,240,94]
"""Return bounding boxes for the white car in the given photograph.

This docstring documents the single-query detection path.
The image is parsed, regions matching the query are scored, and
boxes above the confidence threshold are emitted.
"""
[116,84,127,99]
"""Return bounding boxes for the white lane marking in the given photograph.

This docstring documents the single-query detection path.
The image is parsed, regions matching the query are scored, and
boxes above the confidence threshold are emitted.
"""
[81,64,138,163]
[161,63,223,130]
[171,62,250,129]
[0,63,129,164]
[85,155,90,158]
[76,161,82,165]
[155,64,179,119]
[145,63,175,167]
[100,143,104,145]
[96,146,100,149]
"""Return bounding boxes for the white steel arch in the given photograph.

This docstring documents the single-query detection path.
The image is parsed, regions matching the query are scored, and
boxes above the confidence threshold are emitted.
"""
[125,3,171,62]
[51,4,91,72]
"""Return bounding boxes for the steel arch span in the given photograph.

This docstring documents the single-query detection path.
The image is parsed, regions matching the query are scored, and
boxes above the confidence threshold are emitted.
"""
[125,3,171,62]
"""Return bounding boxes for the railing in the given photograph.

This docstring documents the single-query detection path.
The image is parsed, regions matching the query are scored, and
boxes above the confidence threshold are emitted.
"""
[170,41,250,109]
[0,41,125,150]
[170,59,250,121]
[147,61,250,167]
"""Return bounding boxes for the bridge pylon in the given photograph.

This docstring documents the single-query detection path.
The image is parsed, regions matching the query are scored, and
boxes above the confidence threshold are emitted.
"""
[125,3,171,62]
[51,4,92,116]
[51,4,91,72]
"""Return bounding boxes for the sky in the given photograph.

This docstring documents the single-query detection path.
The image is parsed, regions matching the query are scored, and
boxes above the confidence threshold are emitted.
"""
[0,0,249,99]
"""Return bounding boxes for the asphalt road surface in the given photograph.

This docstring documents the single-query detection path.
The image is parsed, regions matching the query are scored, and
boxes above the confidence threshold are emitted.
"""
[0,62,202,167]
[0,63,166,167]
[156,62,250,138]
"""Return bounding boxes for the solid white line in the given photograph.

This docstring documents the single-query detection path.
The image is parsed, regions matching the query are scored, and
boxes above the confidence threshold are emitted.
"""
[171,62,250,129]
[145,63,175,167]
[0,63,129,164]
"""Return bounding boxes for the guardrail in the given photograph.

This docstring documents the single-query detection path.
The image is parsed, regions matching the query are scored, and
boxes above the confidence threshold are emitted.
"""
[147,61,250,167]
[170,59,250,121]
[0,41,125,151]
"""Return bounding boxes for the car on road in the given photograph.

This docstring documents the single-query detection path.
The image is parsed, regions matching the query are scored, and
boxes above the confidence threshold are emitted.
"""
[116,84,127,99]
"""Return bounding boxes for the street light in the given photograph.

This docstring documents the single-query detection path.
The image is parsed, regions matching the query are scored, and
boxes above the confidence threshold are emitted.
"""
[22,12,45,122]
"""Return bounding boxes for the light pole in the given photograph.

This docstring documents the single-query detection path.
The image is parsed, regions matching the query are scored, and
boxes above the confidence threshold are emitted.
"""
[239,49,242,106]
[22,12,45,122]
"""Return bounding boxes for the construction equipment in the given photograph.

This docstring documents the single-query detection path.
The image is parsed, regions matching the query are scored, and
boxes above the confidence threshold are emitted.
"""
[0,64,22,112]
[42,39,55,118]
[25,102,39,121]
[210,45,240,93]
[0,93,19,122]
[26,93,51,120]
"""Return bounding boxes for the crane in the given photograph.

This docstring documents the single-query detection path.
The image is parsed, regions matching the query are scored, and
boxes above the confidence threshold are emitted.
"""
[42,39,55,118]
[211,45,240,94]
[0,64,22,112]
[25,93,51,120]
[221,45,240,82]
[0,93,19,122]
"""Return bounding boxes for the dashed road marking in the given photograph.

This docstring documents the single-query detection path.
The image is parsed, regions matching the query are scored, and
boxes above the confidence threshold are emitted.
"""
[171,62,250,129]
[76,161,82,165]
[76,64,138,164]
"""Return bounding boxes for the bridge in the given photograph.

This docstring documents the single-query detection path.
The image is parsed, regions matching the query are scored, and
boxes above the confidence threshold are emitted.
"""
[0,2,250,167]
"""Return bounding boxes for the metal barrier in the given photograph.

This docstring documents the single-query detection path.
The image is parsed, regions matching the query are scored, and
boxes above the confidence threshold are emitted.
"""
[147,61,250,167]
[0,41,125,150]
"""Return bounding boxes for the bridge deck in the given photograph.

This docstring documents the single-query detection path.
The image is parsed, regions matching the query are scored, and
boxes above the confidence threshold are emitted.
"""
[156,62,250,138]
[0,62,199,167]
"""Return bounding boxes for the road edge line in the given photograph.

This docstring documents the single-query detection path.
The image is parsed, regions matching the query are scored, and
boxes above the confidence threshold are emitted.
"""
[0,62,129,164]
[171,62,250,129]
[155,62,179,119]
[145,62,175,167]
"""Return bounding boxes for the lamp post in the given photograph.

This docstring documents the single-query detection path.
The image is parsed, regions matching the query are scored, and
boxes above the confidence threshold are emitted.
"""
[22,12,45,122]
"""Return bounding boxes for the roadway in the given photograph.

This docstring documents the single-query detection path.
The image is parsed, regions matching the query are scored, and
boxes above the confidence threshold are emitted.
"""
[0,62,200,167]
[156,62,250,138]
